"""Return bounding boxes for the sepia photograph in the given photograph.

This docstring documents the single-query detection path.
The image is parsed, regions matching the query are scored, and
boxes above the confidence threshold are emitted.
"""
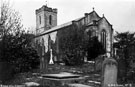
[0,0,135,87]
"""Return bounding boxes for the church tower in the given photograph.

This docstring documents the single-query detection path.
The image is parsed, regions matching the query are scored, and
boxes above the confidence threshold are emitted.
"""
[35,5,57,35]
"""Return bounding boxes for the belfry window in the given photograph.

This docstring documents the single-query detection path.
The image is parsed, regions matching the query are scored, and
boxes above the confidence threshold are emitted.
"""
[101,30,106,50]
[49,15,52,25]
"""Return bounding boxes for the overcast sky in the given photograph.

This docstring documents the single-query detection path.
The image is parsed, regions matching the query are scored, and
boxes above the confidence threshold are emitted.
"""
[2,0,135,32]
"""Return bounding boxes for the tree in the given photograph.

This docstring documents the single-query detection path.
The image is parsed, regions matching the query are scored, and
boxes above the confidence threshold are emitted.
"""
[87,36,106,60]
[114,31,135,49]
[0,1,39,73]
[114,31,135,82]
[114,31,135,62]
[59,25,86,66]
[58,23,105,65]
[0,1,23,59]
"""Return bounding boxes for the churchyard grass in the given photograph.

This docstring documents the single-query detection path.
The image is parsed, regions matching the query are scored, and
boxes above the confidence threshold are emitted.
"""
[3,62,100,87]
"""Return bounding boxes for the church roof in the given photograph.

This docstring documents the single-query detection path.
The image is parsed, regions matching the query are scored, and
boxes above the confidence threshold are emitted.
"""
[37,9,112,37]
[97,15,113,31]
[38,17,84,37]
[39,21,72,36]
[98,15,112,26]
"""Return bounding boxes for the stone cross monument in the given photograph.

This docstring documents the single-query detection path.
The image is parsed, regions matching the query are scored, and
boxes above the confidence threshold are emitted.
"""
[49,49,54,64]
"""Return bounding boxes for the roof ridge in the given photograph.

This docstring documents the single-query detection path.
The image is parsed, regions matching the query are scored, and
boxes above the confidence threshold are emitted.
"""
[36,10,103,37]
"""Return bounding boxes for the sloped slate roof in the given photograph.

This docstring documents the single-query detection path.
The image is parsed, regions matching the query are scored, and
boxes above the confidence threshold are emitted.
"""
[97,16,112,26]
[36,17,84,37]
[36,10,112,37]
[40,21,72,36]
[97,16,113,31]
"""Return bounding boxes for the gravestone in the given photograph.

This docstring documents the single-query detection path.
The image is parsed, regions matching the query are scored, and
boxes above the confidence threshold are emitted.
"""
[95,55,105,72]
[102,57,118,87]
[41,51,50,73]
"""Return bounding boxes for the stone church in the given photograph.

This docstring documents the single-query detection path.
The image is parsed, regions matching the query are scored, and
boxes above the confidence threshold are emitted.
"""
[35,5,114,69]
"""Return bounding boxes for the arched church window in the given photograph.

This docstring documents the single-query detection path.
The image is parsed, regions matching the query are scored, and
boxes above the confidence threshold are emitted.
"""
[42,38,45,56]
[48,35,51,50]
[49,15,52,25]
[39,15,41,24]
[101,30,106,50]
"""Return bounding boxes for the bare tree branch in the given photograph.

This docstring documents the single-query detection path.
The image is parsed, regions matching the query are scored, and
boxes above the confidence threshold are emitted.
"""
[0,1,23,39]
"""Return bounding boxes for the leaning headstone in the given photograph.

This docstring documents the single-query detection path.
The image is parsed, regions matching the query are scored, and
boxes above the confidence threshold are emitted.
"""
[41,51,49,73]
[95,55,105,72]
[102,57,118,87]
[84,56,87,62]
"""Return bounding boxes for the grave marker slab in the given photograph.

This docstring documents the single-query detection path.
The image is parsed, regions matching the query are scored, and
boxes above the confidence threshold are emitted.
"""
[42,72,84,85]
[68,83,92,87]
[102,58,118,87]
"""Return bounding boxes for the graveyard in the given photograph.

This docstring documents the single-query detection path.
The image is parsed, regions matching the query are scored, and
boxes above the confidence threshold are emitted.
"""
[4,61,101,87]
[1,1,135,87]
[2,54,135,87]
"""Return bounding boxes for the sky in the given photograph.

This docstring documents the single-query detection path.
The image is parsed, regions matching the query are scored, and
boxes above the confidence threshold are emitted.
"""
[1,0,135,32]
